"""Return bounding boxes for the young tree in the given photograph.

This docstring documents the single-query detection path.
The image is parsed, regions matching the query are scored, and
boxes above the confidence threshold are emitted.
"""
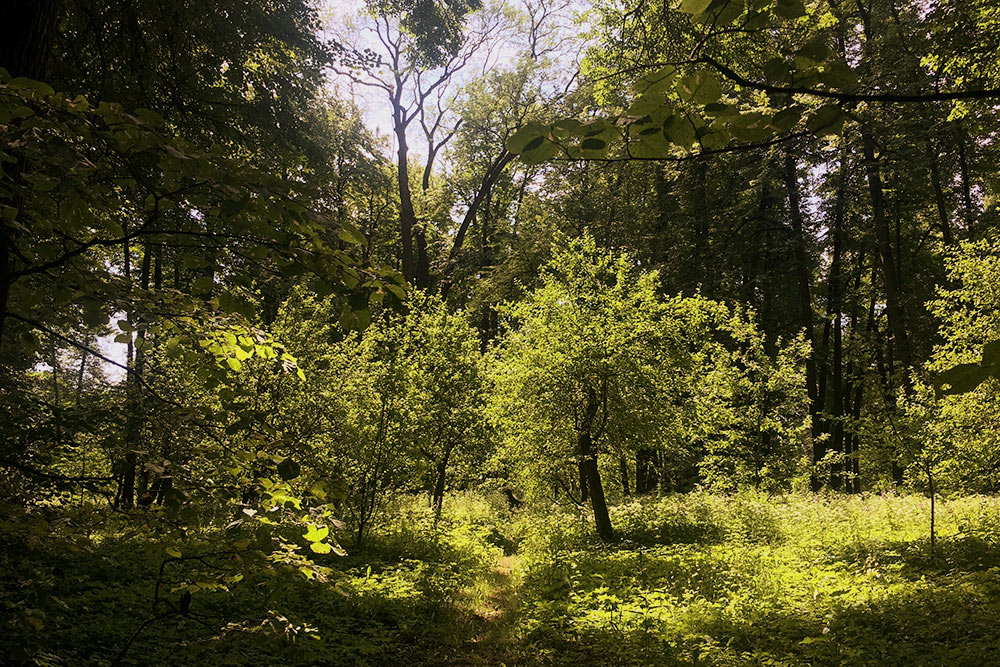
[489,235,670,541]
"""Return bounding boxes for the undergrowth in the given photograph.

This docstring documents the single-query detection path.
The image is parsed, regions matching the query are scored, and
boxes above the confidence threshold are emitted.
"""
[5,491,1000,665]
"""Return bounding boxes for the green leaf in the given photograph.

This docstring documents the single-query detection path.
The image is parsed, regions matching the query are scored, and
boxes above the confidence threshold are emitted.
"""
[338,222,366,245]
[774,0,806,18]
[714,0,746,25]
[632,66,678,95]
[166,546,182,558]
[806,105,846,137]
[507,122,550,153]
[24,173,59,192]
[580,137,607,151]
[763,58,791,82]
[700,130,730,150]
[310,542,332,554]
[797,36,831,63]
[520,138,560,165]
[628,94,667,116]
[819,62,859,88]
[191,276,214,295]
[981,339,1000,367]
[277,457,300,480]
[663,115,697,147]
[771,106,803,132]
[679,0,714,14]
[11,77,55,96]
[303,523,330,542]
[678,71,723,104]
[524,136,546,152]
[226,357,242,372]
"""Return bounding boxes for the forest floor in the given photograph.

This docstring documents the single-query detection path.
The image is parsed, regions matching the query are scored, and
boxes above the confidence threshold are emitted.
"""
[449,554,522,665]
[7,492,1000,665]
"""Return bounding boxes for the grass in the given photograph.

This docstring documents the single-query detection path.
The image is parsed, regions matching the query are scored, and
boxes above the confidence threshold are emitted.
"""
[4,491,1000,665]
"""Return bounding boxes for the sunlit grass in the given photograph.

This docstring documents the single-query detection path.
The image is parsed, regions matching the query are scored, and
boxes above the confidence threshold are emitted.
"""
[6,491,1000,665]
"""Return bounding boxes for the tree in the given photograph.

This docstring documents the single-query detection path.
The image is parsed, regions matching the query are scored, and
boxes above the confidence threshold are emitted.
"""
[489,235,672,541]
[331,0,504,287]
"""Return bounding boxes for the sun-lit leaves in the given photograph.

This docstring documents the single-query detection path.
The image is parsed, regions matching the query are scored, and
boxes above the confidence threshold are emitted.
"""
[677,71,723,104]
[303,523,329,542]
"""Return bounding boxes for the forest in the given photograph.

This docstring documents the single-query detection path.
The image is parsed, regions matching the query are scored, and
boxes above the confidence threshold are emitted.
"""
[3,0,1000,664]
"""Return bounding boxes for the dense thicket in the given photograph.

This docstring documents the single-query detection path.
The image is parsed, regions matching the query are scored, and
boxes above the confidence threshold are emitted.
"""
[3,0,1000,663]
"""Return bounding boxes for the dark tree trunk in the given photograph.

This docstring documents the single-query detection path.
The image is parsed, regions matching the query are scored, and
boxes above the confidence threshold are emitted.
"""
[432,445,452,520]
[578,388,613,541]
[862,131,912,373]
[619,456,630,497]
[830,295,845,490]
[0,0,61,79]
[785,153,824,489]
[956,128,976,234]
[826,160,848,491]
[926,140,955,246]
[119,241,151,508]
[635,448,657,494]
[863,132,910,485]
[0,0,62,350]
[393,115,420,286]
[841,251,865,493]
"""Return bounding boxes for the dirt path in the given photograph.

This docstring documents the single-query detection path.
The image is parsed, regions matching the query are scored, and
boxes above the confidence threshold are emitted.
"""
[451,554,521,665]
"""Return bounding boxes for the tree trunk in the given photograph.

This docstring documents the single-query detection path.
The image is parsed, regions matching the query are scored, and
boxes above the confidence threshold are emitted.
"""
[119,241,151,508]
[0,0,62,350]
[862,131,912,374]
[830,294,844,490]
[786,153,827,490]
[926,139,955,246]
[0,1,61,79]
[432,445,452,520]
[956,127,976,234]
[635,448,657,494]
[394,114,420,286]
[578,389,613,541]
[619,456,630,497]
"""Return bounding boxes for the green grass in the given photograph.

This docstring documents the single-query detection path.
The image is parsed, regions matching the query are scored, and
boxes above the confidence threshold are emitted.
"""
[508,492,1000,666]
[4,492,1000,665]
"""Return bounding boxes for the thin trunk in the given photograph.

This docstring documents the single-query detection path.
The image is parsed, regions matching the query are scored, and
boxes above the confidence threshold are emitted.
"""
[120,242,151,508]
[848,381,863,493]
[75,351,87,406]
[119,238,136,508]
[957,129,976,233]
[394,111,419,286]
[694,159,711,292]
[0,0,62,349]
[786,153,823,488]
[842,251,865,493]
[830,302,844,490]
[619,456,630,497]
[826,167,848,490]
[432,445,451,521]
[579,388,613,541]
[928,463,936,560]
[926,140,955,246]
[862,131,912,374]
[448,153,515,266]
[635,449,655,494]
[50,337,61,442]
